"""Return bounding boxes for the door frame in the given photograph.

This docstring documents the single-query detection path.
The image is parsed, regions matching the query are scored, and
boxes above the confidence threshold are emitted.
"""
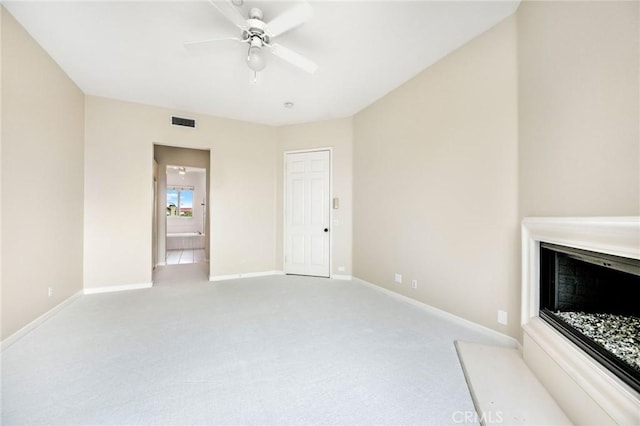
[283,147,333,277]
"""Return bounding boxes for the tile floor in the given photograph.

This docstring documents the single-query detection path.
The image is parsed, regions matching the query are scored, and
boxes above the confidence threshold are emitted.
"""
[165,249,206,265]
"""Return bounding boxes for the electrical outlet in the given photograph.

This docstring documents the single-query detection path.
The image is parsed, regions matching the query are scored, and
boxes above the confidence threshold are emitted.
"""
[394,273,402,283]
[411,279,418,289]
[497,310,508,325]
[48,287,53,297]
[338,266,345,272]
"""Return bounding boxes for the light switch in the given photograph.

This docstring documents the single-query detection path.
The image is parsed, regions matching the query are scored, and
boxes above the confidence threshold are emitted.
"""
[498,310,508,325]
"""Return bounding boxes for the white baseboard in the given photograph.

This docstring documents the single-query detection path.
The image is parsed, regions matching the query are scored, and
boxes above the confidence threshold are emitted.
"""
[83,282,153,295]
[353,277,519,349]
[331,274,352,280]
[209,270,284,282]
[1,290,84,351]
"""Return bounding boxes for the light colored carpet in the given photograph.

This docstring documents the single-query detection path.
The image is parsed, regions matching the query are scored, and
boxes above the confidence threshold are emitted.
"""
[2,264,507,425]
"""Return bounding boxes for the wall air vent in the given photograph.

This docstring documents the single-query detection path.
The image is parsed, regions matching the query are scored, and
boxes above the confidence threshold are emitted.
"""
[171,116,195,128]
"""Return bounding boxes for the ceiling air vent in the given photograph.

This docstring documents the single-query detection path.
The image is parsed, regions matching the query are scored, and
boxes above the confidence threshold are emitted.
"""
[171,116,195,128]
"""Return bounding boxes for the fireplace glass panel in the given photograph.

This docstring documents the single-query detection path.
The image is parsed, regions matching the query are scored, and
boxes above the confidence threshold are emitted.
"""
[539,243,640,393]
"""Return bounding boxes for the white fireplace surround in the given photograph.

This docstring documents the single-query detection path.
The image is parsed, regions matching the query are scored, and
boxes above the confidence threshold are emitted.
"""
[521,217,640,425]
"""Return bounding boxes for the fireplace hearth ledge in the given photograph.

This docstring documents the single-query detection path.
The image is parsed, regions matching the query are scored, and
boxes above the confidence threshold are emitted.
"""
[521,217,640,425]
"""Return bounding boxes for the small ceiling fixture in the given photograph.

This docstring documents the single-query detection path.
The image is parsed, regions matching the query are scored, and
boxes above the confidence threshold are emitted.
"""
[284,102,294,109]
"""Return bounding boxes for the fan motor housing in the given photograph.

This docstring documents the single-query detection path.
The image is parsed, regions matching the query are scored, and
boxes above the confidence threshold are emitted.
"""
[247,19,266,33]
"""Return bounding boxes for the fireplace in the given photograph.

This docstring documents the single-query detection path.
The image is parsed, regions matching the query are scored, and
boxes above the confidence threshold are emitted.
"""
[538,242,640,393]
[521,217,640,424]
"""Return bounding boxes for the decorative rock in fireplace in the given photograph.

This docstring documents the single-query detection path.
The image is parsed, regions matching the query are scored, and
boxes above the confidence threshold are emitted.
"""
[521,217,640,425]
[539,243,639,392]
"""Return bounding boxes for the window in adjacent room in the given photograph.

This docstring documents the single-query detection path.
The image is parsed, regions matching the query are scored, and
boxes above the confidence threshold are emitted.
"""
[166,186,194,217]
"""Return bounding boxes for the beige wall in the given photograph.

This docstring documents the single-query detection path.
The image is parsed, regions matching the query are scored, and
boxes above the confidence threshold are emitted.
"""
[518,0,640,217]
[517,2,639,422]
[1,8,85,339]
[276,118,353,276]
[84,96,278,288]
[353,16,520,338]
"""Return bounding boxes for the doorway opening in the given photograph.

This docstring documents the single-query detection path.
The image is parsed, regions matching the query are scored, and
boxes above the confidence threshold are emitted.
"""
[153,145,210,276]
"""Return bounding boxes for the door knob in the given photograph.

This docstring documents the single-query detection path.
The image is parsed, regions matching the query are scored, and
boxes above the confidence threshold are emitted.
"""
[324,228,329,232]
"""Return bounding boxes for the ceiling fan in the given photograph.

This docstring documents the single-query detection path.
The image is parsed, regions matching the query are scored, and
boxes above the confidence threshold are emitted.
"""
[185,0,318,76]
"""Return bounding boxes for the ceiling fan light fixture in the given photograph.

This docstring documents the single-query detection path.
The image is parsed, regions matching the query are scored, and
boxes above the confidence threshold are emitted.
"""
[247,45,266,72]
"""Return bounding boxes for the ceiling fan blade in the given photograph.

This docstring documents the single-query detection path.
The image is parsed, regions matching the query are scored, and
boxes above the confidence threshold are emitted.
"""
[208,0,248,31]
[184,37,244,53]
[264,2,313,38]
[269,43,318,74]
[183,37,245,56]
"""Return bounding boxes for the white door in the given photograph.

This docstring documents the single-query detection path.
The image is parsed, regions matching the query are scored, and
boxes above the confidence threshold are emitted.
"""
[285,150,331,277]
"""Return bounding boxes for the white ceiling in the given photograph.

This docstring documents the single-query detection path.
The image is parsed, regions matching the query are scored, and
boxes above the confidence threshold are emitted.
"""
[3,1,520,126]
